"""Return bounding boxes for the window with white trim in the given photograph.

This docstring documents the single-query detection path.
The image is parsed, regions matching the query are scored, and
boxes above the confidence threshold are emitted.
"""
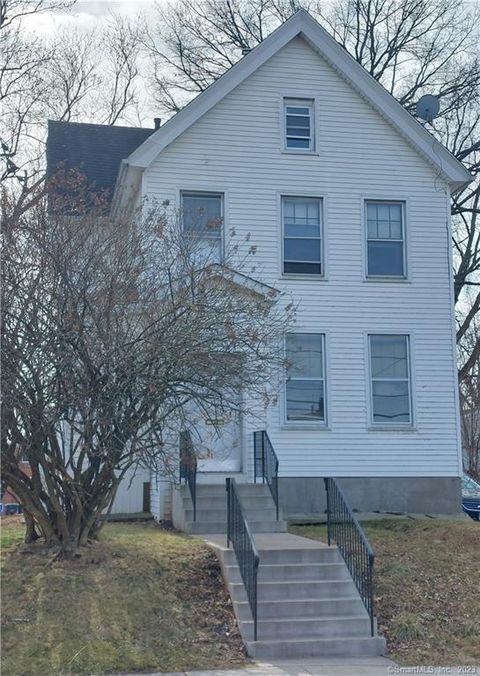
[284,99,314,150]
[181,192,223,261]
[286,333,326,422]
[366,201,405,277]
[369,334,412,424]
[282,196,322,275]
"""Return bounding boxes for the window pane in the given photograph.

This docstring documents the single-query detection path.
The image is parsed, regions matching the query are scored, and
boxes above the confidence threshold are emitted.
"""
[378,220,390,239]
[284,238,321,263]
[286,380,324,421]
[286,115,310,128]
[294,201,307,220]
[370,335,408,378]
[372,380,410,423]
[377,204,390,221]
[284,261,322,274]
[367,241,404,276]
[285,222,320,237]
[183,194,222,236]
[367,202,403,241]
[367,203,377,221]
[286,138,310,148]
[286,106,310,115]
[367,220,378,238]
[188,236,222,262]
[389,204,402,222]
[286,334,323,378]
[390,219,402,239]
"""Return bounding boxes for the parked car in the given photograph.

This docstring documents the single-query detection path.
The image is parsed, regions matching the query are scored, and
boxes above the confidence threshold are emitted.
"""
[462,474,480,521]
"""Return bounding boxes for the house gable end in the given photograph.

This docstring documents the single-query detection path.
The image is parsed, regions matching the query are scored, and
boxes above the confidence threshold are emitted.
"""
[124,10,470,191]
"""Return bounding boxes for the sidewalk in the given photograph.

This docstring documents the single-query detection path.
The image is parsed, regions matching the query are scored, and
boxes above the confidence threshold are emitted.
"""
[123,656,397,675]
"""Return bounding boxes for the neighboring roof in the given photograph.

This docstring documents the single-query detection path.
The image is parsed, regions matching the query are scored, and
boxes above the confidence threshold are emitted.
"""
[47,120,155,203]
[115,8,470,214]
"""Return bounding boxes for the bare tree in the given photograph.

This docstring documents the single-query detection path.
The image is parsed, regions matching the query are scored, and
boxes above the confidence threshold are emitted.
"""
[145,0,480,386]
[0,178,292,556]
[0,1,144,196]
[460,321,480,479]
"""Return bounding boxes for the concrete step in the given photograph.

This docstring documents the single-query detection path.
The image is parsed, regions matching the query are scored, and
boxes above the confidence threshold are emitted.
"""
[230,579,357,601]
[241,615,372,641]
[256,547,341,565]
[186,519,288,535]
[193,483,271,497]
[247,635,386,659]
[226,562,351,582]
[184,507,278,522]
[234,596,367,620]
[182,495,274,510]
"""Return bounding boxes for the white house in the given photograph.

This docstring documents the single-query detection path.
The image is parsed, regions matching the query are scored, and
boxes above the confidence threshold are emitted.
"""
[47,10,471,519]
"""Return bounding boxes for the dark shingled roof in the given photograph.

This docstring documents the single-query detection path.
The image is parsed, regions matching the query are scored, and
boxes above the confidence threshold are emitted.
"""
[46,120,156,204]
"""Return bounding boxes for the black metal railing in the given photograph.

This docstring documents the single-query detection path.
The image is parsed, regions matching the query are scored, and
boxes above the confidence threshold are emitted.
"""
[179,430,197,521]
[324,477,375,636]
[253,430,279,520]
[226,477,260,641]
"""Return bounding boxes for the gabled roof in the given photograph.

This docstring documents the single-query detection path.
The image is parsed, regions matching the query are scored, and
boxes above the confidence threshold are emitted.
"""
[119,9,470,203]
[47,120,155,204]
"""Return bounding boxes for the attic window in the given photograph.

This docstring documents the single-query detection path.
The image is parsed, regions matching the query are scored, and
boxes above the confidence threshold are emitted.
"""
[284,98,314,151]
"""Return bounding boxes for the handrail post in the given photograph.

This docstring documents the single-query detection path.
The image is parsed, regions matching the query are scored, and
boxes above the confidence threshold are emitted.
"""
[261,432,265,485]
[324,477,331,546]
[369,552,375,636]
[274,459,279,521]
[226,477,231,548]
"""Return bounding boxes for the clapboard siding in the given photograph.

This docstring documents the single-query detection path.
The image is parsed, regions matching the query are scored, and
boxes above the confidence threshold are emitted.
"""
[110,466,150,514]
[143,36,460,483]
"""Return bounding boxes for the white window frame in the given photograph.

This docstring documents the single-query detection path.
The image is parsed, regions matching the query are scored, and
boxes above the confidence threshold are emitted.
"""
[368,333,413,427]
[180,190,224,260]
[283,98,315,152]
[281,195,324,277]
[364,200,407,279]
[284,332,327,426]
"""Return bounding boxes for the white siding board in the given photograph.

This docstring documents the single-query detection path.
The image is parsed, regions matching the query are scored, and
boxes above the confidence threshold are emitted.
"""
[110,466,149,514]
[143,36,460,480]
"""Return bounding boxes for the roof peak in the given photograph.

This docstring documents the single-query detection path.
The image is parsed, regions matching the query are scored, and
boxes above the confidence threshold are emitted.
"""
[121,8,469,194]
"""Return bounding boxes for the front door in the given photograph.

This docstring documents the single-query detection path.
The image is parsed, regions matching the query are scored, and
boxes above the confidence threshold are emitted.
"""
[189,408,242,473]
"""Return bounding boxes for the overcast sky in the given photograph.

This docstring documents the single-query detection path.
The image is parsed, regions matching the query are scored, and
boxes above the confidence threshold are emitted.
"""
[23,0,158,33]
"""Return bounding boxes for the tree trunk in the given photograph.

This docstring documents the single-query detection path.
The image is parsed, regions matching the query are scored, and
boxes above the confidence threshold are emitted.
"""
[24,510,40,544]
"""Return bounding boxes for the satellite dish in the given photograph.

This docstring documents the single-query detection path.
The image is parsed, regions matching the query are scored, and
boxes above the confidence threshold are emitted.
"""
[416,94,440,124]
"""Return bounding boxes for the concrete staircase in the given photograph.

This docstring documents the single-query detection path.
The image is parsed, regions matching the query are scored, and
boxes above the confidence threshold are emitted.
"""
[173,481,385,659]
[204,532,386,660]
[172,482,288,535]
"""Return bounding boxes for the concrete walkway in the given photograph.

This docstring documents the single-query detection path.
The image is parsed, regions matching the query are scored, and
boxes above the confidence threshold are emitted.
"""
[125,656,397,675]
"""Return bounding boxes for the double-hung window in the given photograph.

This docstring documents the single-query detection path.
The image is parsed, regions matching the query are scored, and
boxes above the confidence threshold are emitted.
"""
[369,334,412,425]
[284,99,314,151]
[285,333,326,423]
[181,192,223,262]
[283,196,322,275]
[366,201,405,277]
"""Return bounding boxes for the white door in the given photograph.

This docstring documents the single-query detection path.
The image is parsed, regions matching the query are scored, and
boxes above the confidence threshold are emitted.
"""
[189,408,242,472]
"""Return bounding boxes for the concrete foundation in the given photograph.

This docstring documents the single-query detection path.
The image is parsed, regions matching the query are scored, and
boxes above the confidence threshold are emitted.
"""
[278,476,462,519]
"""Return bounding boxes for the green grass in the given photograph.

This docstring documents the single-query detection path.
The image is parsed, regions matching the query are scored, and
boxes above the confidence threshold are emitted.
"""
[1,519,246,675]
[1,520,25,551]
[290,518,480,665]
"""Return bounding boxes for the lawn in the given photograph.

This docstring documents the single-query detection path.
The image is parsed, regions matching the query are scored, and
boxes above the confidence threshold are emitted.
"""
[290,518,480,666]
[1,518,246,675]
